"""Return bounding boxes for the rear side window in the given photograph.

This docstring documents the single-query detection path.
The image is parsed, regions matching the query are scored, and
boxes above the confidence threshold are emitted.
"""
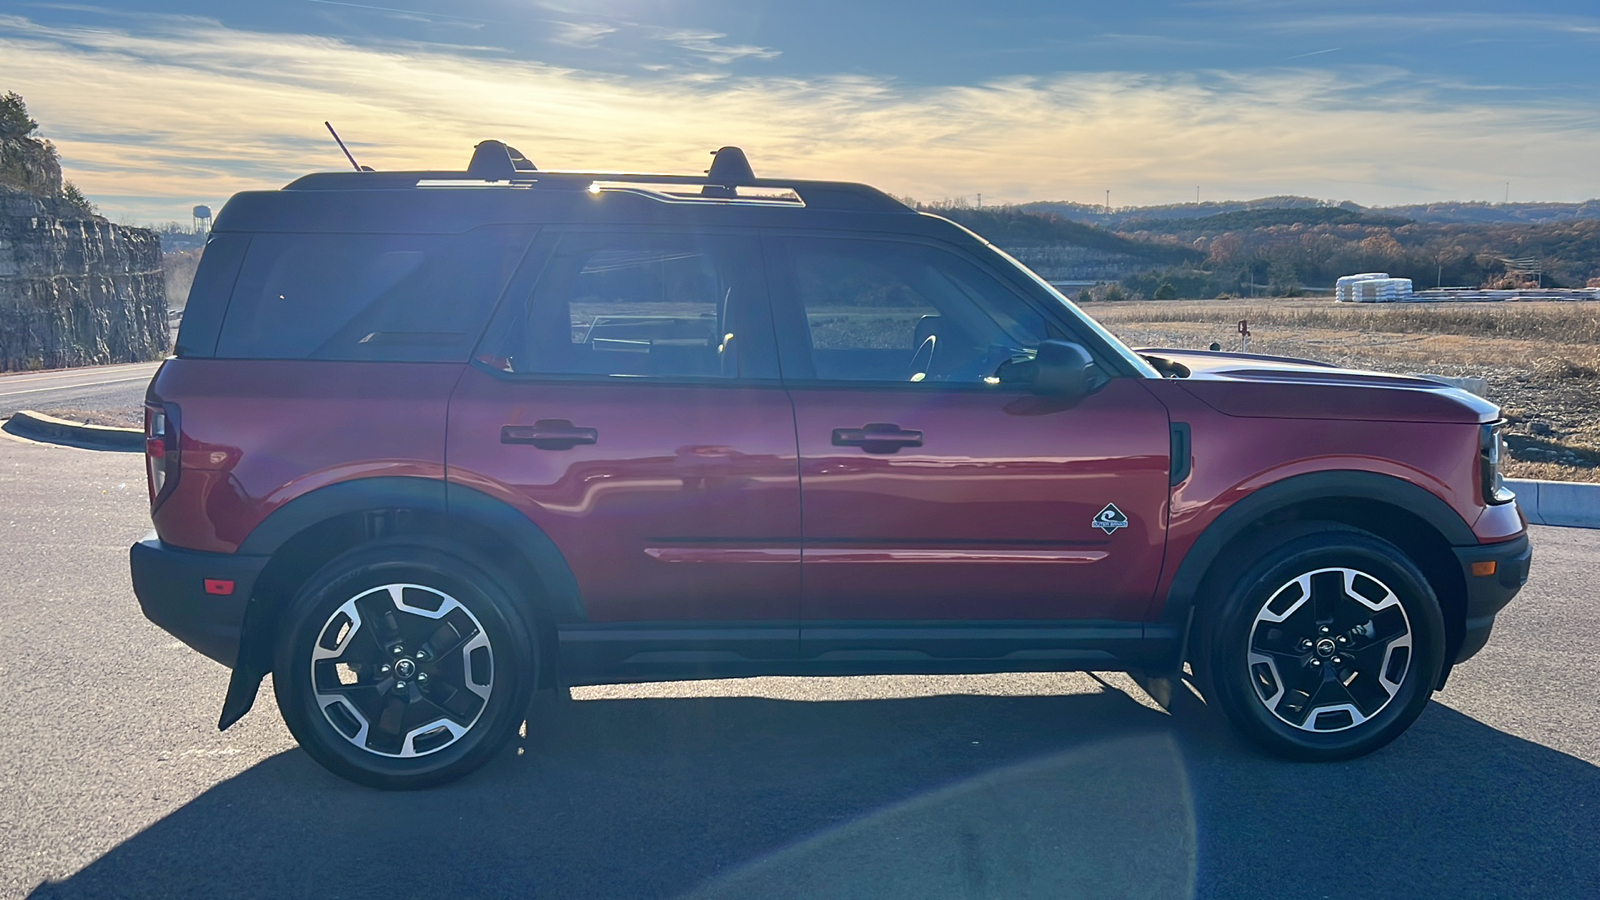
[483,231,776,380]
[215,226,533,362]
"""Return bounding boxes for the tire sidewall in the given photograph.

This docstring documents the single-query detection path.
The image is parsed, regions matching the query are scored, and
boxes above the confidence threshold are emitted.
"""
[1203,529,1445,760]
[273,541,534,789]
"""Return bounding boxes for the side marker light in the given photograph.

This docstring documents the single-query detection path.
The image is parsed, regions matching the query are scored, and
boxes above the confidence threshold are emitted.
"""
[204,579,236,596]
[1470,561,1497,578]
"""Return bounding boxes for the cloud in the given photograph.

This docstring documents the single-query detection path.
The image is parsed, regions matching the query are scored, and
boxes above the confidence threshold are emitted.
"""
[549,20,617,47]
[644,27,780,65]
[0,12,1596,223]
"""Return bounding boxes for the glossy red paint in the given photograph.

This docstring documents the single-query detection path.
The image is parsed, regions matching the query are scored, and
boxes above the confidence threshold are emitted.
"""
[446,366,802,622]
[1143,378,1501,620]
[788,378,1172,621]
[147,359,457,553]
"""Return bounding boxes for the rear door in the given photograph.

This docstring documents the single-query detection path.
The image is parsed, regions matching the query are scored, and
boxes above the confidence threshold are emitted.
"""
[767,234,1172,637]
[448,229,802,636]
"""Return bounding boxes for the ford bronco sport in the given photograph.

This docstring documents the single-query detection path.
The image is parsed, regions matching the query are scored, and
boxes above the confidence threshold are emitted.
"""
[130,143,1530,788]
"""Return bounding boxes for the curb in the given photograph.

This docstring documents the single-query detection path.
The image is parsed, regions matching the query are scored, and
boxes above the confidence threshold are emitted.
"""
[1506,479,1600,529]
[1,410,143,452]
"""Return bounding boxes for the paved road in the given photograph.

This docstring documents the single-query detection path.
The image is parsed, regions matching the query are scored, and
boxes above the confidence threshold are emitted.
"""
[1,435,1596,899]
[0,361,160,420]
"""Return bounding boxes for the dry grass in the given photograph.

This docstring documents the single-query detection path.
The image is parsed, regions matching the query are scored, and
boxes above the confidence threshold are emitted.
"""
[1086,299,1600,346]
[1085,297,1600,483]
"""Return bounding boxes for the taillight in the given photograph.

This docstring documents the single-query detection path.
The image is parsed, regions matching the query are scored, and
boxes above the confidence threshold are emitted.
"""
[145,403,179,507]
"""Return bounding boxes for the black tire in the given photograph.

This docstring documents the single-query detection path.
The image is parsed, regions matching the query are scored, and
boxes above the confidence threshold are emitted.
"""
[1195,526,1444,761]
[273,539,535,789]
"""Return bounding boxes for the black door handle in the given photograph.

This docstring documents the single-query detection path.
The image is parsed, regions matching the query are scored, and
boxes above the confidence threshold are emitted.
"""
[502,419,598,450]
[832,423,923,454]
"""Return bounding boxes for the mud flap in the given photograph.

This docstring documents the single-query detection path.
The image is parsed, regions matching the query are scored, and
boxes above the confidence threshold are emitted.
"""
[218,592,276,730]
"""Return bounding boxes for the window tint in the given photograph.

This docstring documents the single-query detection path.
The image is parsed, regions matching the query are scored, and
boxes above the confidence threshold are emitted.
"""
[215,227,532,362]
[783,238,1051,384]
[493,232,768,379]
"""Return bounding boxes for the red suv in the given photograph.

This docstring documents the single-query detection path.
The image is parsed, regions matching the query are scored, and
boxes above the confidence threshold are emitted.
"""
[130,143,1530,788]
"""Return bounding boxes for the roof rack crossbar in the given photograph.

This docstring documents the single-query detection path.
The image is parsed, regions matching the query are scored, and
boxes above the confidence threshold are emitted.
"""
[282,143,912,213]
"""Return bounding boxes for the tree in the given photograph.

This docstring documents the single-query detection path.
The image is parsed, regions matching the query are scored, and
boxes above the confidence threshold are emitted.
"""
[0,91,38,139]
[61,180,95,215]
[1152,281,1177,300]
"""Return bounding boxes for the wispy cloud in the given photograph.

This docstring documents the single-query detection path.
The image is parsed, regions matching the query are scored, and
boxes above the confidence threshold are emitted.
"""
[304,0,495,29]
[549,20,616,47]
[1283,47,1341,60]
[1262,11,1600,39]
[645,27,780,65]
[1,12,1596,222]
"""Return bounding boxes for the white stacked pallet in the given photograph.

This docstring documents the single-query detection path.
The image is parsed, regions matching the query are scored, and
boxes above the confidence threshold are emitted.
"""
[1336,273,1413,302]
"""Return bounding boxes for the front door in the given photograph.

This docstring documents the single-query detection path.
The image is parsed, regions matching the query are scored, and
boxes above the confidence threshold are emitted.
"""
[449,229,800,628]
[767,235,1172,635]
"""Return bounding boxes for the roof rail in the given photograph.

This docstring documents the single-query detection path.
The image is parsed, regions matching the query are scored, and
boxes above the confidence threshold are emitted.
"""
[281,144,911,214]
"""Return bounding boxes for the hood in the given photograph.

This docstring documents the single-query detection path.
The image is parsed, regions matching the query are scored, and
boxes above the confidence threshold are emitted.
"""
[1138,348,1499,424]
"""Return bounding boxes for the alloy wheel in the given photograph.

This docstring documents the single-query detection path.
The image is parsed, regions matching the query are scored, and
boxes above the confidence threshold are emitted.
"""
[1246,566,1414,733]
[309,583,495,758]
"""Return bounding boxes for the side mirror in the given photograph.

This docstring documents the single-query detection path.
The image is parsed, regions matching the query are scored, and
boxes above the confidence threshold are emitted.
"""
[1031,340,1105,396]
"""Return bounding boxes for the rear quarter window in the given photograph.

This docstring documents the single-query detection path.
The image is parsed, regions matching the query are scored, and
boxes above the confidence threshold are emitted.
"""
[214,226,534,362]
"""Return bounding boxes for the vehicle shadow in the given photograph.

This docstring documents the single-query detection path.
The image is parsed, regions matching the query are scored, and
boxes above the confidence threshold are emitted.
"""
[28,681,1600,899]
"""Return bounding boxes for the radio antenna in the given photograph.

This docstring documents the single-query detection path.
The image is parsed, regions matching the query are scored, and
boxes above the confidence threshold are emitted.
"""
[324,121,365,172]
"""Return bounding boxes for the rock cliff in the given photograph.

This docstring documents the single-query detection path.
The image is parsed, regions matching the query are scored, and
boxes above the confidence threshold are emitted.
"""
[1,95,168,372]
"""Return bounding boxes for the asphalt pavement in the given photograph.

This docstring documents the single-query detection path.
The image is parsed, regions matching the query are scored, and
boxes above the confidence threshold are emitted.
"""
[0,435,1596,899]
[0,362,161,420]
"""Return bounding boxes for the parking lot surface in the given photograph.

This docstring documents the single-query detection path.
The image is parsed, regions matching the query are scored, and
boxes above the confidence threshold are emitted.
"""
[1,435,1596,899]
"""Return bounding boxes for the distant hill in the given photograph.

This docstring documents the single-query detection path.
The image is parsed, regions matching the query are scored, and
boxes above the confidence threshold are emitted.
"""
[1120,207,1411,234]
[926,205,1203,266]
[1021,195,1600,228]
[1022,196,1331,227]
[1373,200,1600,225]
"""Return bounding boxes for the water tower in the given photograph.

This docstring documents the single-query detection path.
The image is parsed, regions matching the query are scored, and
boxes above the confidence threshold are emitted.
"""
[192,205,212,233]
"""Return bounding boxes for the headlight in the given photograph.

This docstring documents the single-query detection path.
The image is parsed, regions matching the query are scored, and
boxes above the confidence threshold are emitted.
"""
[1480,421,1514,505]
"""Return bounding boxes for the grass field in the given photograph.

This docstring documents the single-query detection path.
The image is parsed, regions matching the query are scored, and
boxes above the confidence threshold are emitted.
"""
[1085,298,1600,483]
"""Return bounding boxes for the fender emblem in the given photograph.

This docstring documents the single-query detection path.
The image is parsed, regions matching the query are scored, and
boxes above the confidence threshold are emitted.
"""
[1093,503,1129,535]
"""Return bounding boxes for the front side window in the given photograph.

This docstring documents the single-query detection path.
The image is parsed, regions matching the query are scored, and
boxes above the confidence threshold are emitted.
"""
[778,237,1053,384]
[491,232,771,379]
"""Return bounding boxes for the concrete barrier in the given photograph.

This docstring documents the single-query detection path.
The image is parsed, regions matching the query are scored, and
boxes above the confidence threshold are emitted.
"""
[1506,479,1600,529]
[1,410,142,452]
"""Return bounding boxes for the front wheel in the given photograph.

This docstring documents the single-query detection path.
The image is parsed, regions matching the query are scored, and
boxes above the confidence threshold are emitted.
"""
[273,540,535,789]
[1197,528,1445,760]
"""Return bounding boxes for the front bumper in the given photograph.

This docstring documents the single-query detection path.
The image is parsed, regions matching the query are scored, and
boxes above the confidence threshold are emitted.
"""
[1450,532,1532,665]
[130,532,267,667]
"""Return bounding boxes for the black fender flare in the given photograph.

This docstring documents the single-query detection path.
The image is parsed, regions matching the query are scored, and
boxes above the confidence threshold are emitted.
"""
[220,477,581,730]
[1158,470,1476,669]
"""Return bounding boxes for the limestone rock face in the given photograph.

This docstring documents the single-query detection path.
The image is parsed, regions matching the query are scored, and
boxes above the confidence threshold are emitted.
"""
[0,186,168,371]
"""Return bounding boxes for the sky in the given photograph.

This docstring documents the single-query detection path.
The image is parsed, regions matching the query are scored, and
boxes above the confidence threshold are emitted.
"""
[2,0,1598,225]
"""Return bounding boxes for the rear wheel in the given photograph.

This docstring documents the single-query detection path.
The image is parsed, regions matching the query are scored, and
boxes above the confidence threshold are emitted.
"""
[273,540,535,789]
[1196,527,1444,760]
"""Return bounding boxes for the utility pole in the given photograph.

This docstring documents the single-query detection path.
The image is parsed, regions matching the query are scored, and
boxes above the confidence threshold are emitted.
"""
[1105,189,1110,214]
[976,193,982,208]
[1505,182,1510,204]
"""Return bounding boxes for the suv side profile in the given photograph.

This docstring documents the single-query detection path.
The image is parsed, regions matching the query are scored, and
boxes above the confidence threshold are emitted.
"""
[131,143,1531,789]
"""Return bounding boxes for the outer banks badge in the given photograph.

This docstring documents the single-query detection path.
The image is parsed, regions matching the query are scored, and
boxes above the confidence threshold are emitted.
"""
[1093,503,1129,535]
